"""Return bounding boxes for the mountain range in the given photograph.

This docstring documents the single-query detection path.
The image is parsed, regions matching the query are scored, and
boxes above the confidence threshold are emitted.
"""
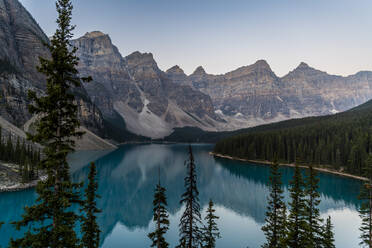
[1,0,372,145]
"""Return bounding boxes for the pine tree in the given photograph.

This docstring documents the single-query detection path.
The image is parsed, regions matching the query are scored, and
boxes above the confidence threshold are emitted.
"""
[81,162,101,248]
[202,200,220,248]
[148,173,170,248]
[262,160,286,248]
[286,164,307,248]
[359,155,372,248]
[10,0,90,247]
[304,166,323,247]
[322,216,335,248]
[177,145,203,248]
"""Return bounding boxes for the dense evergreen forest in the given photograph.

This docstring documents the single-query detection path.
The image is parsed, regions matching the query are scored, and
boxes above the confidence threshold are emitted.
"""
[0,126,40,182]
[214,99,372,176]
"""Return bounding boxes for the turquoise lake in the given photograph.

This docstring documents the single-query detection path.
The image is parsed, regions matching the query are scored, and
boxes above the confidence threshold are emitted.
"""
[0,144,363,247]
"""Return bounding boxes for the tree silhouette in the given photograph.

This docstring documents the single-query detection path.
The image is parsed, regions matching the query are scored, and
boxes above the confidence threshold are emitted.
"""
[10,0,91,247]
[262,160,286,247]
[148,172,170,248]
[202,199,220,248]
[81,162,101,248]
[177,145,203,248]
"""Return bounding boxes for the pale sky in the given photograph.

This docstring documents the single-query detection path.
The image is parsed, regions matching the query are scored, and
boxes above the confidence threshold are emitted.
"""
[20,0,372,76]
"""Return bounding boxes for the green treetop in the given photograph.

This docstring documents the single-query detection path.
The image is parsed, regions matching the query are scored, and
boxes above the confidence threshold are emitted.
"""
[359,155,372,248]
[304,166,323,247]
[81,162,101,248]
[148,177,170,248]
[323,216,335,248]
[10,0,91,247]
[262,160,286,248]
[286,164,308,248]
[202,199,220,248]
[177,145,203,248]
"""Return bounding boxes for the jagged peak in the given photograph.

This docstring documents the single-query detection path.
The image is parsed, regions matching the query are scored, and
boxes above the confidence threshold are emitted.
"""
[126,51,154,60]
[253,59,270,69]
[166,65,185,75]
[125,51,158,69]
[192,66,207,76]
[296,62,311,70]
[83,31,107,38]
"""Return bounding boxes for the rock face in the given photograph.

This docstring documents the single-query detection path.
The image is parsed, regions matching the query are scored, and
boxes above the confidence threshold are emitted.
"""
[3,0,372,140]
[0,0,106,139]
[168,61,372,130]
[0,0,110,149]
[72,32,223,138]
[0,0,49,88]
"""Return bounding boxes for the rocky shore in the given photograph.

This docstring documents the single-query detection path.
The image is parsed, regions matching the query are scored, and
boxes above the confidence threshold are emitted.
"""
[0,162,45,192]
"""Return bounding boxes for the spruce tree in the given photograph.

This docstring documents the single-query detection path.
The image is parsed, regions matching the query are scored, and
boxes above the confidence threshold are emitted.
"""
[177,145,203,248]
[323,216,335,248]
[81,162,101,248]
[10,0,90,247]
[286,164,307,248]
[262,160,286,248]
[359,155,372,248]
[304,166,323,247]
[148,173,170,248]
[202,200,220,248]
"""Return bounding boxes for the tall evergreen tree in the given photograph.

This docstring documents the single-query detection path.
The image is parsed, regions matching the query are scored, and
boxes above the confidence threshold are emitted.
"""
[202,200,220,248]
[286,164,307,248]
[262,160,286,248]
[148,171,170,248]
[177,145,203,248]
[323,216,335,248]
[359,155,372,248]
[81,162,101,248]
[10,0,91,247]
[304,166,323,247]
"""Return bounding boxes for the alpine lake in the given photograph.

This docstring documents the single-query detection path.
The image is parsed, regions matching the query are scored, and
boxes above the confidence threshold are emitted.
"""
[0,144,363,247]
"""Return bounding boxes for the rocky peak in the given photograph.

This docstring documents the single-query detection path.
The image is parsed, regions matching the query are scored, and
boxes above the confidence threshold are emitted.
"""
[72,31,123,70]
[166,65,189,84]
[192,66,207,76]
[253,59,271,69]
[296,62,310,70]
[83,31,107,38]
[225,59,277,81]
[73,31,119,57]
[285,62,326,78]
[125,51,159,71]
[166,65,185,75]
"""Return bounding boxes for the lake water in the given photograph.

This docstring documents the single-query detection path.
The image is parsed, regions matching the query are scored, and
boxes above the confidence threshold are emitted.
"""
[0,144,363,247]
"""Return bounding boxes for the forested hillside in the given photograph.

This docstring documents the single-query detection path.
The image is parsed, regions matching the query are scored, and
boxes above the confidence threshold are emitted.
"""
[213,99,372,176]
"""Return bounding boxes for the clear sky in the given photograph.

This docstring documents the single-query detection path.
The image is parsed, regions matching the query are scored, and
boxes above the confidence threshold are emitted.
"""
[19,0,372,76]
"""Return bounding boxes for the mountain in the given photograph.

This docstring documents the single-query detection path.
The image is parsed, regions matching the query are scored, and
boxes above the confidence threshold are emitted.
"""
[167,61,372,131]
[72,31,223,139]
[3,0,372,142]
[213,98,372,176]
[0,0,112,149]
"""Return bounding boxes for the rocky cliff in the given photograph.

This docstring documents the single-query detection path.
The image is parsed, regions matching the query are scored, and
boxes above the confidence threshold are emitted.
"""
[166,61,372,130]
[3,0,372,141]
[0,0,110,148]
[72,32,223,138]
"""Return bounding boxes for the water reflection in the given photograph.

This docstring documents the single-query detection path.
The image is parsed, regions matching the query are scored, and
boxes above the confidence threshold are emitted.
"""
[0,144,362,247]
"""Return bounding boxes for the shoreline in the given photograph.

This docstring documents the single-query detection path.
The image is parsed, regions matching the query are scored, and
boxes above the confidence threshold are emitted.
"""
[0,175,46,193]
[210,152,369,182]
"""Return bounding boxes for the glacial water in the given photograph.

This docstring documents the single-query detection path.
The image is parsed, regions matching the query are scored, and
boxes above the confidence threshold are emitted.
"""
[0,144,363,247]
